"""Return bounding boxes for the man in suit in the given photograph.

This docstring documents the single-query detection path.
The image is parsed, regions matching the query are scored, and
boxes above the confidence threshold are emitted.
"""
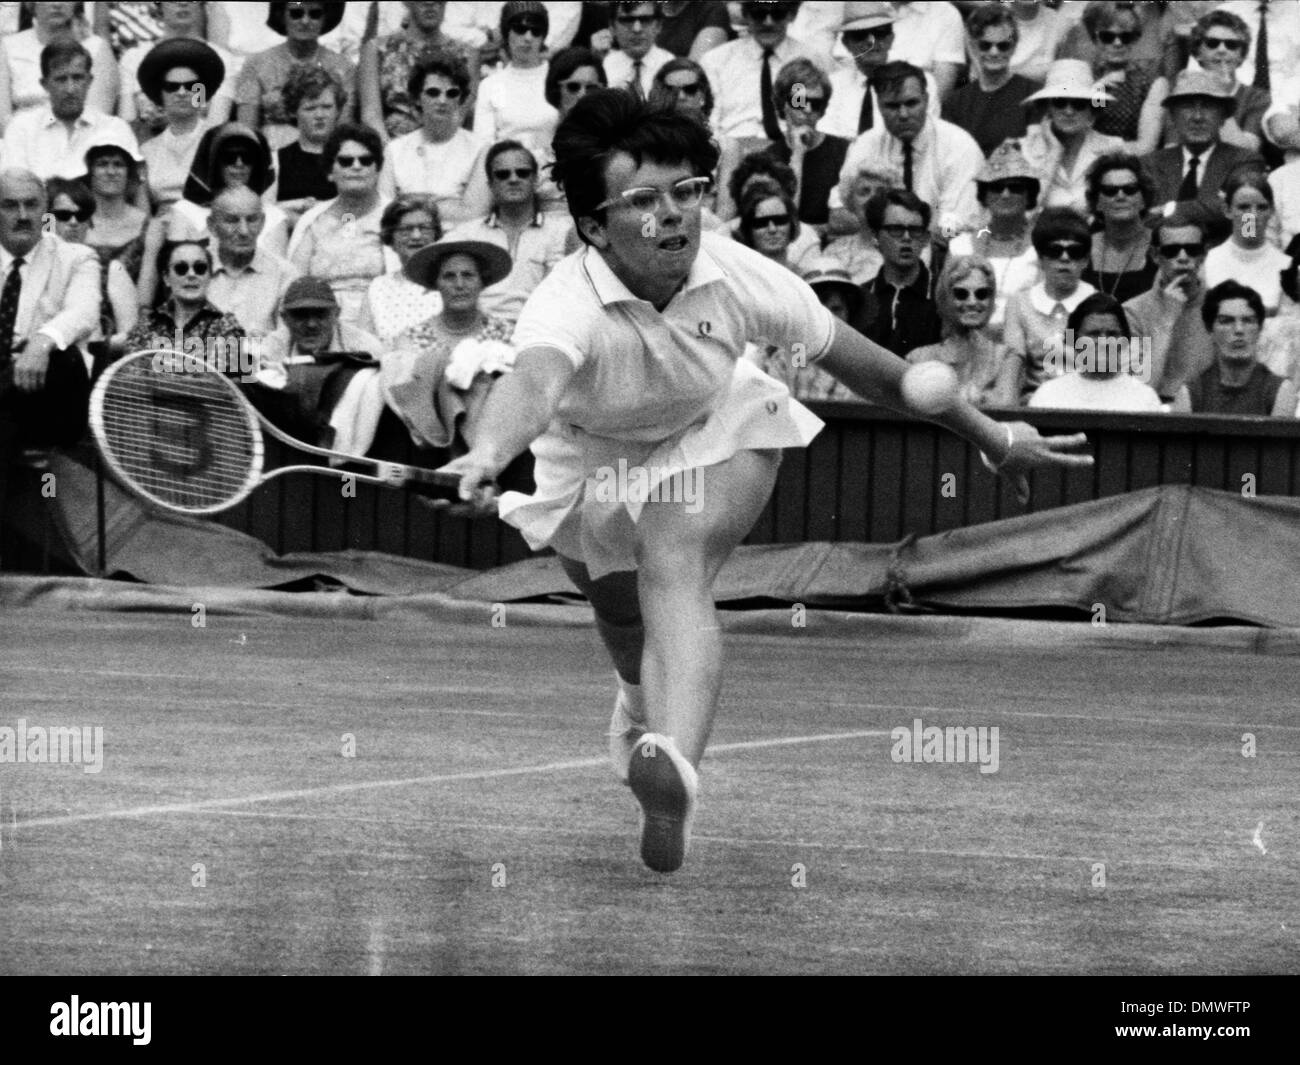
[1141,70,1265,209]
[0,168,101,525]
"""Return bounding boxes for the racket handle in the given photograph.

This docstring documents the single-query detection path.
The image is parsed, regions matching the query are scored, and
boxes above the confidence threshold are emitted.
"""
[385,464,461,488]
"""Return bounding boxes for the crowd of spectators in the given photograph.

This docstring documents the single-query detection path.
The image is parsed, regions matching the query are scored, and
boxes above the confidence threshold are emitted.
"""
[6,0,1300,523]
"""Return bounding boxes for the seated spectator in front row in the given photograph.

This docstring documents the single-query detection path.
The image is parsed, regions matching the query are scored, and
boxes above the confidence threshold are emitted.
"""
[359,195,445,347]
[446,140,570,326]
[1169,281,1298,417]
[207,186,301,337]
[1027,293,1164,412]
[908,255,1020,408]
[1004,206,1097,402]
[124,239,247,363]
[1123,199,1231,401]
[854,188,943,358]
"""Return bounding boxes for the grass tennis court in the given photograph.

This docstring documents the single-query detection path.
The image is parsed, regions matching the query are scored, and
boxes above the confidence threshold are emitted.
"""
[0,604,1295,975]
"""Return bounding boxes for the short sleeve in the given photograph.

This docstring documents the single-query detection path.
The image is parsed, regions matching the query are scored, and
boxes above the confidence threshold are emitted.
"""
[510,261,602,369]
[733,245,836,363]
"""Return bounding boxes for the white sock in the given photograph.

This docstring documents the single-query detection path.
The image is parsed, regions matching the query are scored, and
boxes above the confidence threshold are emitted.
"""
[617,674,646,724]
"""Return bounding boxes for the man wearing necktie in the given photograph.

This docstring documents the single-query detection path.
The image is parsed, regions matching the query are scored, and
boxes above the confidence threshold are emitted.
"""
[0,168,101,526]
[603,2,674,105]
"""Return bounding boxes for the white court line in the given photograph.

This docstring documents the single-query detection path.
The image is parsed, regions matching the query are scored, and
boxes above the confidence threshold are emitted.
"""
[8,730,891,831]
[810,702,1300,733]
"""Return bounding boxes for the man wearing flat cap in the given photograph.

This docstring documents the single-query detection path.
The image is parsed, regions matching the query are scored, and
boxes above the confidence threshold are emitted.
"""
[1141,70,1264,209]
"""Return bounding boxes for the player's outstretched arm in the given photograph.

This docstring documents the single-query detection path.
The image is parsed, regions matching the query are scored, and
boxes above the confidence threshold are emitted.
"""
[816,318,1093,502]
[436,345,576,510]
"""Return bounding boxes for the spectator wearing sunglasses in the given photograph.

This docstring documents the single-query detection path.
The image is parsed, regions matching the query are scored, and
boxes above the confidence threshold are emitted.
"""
[604,3,673,99]
[288,122,396,324]
[1019,60,1124,215]
[721,157,819,267]
[908,255,1020,408]
[45,175,137,359]
[855,187,943,357]
[548,46,609,117]
[735,184,800,272]
[1123,200,1232,400]
[699,1,831,148]
[942,3,1039,158]
[124,239,247,368]
[1188,11,1268,154]
[1080,152,1157,304]
[473,2,559,161]
[1004,206,1098,401]
[359,0,481,144]
[445,140,570,326]
[1080,1,1168,155]
[235,1,355,151]
[377,52,491,229]
[118,2,235,135]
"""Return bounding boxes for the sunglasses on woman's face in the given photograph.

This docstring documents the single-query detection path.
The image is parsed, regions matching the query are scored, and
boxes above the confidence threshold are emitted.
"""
[422,85,462,101]
[1202,35,1246,53]
[162,78,200,94]
[794,95,828,114]
[287,6,325,21]
[222,151,252,166]
[492,167,535,181]
[1048,98,1089,112]
[561,79,602,95]
[977,39,1014,53]
[1045,242,1089,261]
[171,259,209,276]
[666,80,702,96]
[844,27,891,47]
[1098,182,1141,198]
[1097,29,1139,45]
[51,207,92,223]
[751,213,791,229]
[509,19,546,37]
[986,180,1028,196]
[335,153,376,169]
[953,286,992,301]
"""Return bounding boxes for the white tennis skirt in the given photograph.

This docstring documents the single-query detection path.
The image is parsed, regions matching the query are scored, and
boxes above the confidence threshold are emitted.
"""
[497,359,825,579]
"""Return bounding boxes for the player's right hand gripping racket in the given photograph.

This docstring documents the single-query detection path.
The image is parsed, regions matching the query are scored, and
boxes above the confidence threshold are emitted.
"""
[90,349,467,516]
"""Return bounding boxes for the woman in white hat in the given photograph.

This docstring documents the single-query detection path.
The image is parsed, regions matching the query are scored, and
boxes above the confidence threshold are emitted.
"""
[83,137,149,283]
[1019,59,1124,214]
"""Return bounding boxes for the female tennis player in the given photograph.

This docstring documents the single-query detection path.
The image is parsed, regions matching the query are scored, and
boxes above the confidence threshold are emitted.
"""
[440,93,1092,873]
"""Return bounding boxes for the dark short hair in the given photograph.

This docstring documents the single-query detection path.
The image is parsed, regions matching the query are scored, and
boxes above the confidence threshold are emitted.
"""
[379,194,441,247]
[85,144,140,187]
[1189,9,1252,53]
[774,57,830,111]
[650,57,714,119]
[323,122,384,171]
[1201,280,1264,331]
[868,60,926,98]
[966,3,1019,46]
[156,239,213,303]
[406,50,472,104]
[1031,206,1092,253]
[545,47,607,109]
[614,1,662,16]
[45,176,95,218]
[40,39,92,80]
[737,185,798,247]
[485,138,537,179]
[1220,165,1273,208]
[1067,292,1130,337]
[864,187,931,232]
[728,151,797,210]
[1082,0,1141,41]
[1084,152,1153,213]
[282,65,347,121]
[551,91,720,242]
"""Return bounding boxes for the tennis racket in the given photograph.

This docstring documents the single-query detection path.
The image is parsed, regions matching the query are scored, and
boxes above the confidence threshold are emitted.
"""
[90,349,464,516]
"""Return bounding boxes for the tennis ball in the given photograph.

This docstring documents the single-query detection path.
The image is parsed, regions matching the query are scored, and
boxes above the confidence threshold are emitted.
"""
[901,362,960,415]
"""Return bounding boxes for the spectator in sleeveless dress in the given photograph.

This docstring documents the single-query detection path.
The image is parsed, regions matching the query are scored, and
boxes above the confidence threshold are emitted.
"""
[1080,152,1157,305]
[269,65,344,221]
[942,3,1041,157]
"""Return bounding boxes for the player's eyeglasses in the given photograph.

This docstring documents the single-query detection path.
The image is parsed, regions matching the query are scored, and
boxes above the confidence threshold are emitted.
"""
[335,153,376,168]
[952,286,992,301]
[1098,182,1141,198]
[1097,29,1140,45]
[1158,242,1205,259]
[750,213,791,229]
[977,39,1014,53]
[1044,242,1090,261]
[170,260,209,276]
[51,207,92,223]
[287,6,326,21]
[162,78,201,94]
[595,176,711,213]
[492,167,535,180]
[422,85,463,101]
[1202,36,1246,53]
[561,79,602,95]
[878,223,927,240]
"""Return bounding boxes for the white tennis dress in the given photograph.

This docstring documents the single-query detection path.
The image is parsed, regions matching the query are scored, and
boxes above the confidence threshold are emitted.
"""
[498,231,837,578]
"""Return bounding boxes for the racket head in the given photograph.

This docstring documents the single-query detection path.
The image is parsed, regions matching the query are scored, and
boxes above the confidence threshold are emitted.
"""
[90,349,264,516]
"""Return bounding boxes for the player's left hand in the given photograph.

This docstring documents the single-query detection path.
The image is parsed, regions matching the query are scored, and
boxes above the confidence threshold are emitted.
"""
[991,423,1093,505]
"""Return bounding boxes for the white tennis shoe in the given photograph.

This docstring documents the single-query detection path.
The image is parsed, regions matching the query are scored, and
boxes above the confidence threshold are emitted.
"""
[627,733,698,873]
[607,689,646,785]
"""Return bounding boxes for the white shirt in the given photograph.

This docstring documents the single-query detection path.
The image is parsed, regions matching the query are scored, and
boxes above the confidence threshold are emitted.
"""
[822,65,939,141]
[1268,159,1300,246]
[141,121,211,207]
[887,1,966,72]
[604,45,674,97]
[472,64,558,158]
[700,34,833,140]
[378,127,491,228]
[2,29,116,116]
[1028,372,1165,411]
[0,236,99,351]
[1216,0,1300,92]
[0,107,140,182]
[1205,240,1294,313]
[835,117,984,235]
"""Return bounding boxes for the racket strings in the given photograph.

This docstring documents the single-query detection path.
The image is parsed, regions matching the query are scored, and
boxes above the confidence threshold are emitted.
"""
[98,362,261,510]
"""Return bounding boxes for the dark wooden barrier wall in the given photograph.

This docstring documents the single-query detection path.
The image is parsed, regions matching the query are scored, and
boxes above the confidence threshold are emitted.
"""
[7,406,1300,574]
